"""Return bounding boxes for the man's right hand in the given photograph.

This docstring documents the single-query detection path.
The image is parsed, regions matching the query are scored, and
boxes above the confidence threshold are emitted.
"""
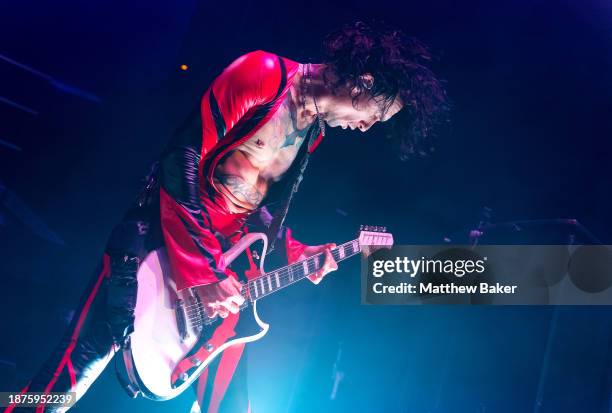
[194,276,245,319]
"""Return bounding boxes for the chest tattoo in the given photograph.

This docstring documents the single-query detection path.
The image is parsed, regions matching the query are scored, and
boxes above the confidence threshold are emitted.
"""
[217,174,264,205]
[280,129,303,148]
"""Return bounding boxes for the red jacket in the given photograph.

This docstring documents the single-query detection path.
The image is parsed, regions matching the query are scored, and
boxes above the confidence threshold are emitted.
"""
[159,50,322,291]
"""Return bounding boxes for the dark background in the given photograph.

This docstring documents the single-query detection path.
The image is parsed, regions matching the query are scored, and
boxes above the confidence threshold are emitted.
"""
[1,0,611,412]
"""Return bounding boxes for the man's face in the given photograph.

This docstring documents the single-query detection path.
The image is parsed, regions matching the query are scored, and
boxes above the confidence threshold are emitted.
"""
[324,86,403,132]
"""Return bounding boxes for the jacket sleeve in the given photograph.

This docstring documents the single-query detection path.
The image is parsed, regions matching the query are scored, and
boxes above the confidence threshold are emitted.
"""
[160,50,283,291]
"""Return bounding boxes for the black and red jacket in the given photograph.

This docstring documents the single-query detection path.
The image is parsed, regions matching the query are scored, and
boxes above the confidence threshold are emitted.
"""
[159,50,323,291]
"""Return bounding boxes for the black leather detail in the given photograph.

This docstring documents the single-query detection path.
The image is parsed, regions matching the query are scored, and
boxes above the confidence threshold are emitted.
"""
[209,90,226,141]
[106,254,140,346]
[160,145,203,215]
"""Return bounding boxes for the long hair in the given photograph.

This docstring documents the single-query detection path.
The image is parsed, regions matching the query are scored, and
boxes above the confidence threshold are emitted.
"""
[323,21,449,159]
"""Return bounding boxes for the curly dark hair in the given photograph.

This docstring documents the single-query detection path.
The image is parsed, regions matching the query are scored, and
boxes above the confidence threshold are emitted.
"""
[323,21,449,159]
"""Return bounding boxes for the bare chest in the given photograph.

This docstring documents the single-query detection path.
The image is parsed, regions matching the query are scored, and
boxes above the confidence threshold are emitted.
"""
[212,97,309,212]
[237,100,306,181]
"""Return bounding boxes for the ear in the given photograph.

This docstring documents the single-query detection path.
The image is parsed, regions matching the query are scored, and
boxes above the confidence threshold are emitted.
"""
[350,73,375,98]
[359,73,375,90]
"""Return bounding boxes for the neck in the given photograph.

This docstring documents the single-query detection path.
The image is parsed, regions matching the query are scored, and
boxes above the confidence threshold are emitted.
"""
[246,237,361,301]
[291,63,329,130]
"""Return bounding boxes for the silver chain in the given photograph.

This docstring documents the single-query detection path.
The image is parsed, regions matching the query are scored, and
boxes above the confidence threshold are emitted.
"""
[301,63,326,137]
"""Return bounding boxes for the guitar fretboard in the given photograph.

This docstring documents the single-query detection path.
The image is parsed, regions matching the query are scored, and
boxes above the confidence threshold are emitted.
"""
[247,239,361,300]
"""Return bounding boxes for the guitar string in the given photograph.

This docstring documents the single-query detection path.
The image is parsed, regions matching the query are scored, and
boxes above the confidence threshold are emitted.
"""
[178,234,389,322]
[183,248,362,323]
[185,246,360,327]
[182,246,366,325]
[182,232,393,319]
[182,251,363,326]
[185,241,360,325]
[180,240,363,317]
[180,240,359,316]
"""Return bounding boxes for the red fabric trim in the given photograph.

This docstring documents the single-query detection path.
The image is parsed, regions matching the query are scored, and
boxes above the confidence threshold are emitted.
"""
[66,359,77,389]
[308,131,324,153]
[241,226,256,272]
[196,368,209,409]
[208,343,246,413]
[33,254,111,412]
[245,248,257,273]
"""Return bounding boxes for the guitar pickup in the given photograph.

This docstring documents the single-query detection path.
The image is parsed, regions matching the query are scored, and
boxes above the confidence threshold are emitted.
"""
[175,299,187,341]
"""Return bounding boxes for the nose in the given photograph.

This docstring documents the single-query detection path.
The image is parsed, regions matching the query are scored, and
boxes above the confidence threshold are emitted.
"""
[358,122,373,132]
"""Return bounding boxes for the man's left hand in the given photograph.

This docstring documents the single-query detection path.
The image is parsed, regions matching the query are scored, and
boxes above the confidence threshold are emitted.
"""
[298,243,338,284]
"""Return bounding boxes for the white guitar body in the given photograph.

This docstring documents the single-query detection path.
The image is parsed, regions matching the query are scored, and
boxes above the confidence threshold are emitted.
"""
[124,233,270,400]
[120,227,392,400]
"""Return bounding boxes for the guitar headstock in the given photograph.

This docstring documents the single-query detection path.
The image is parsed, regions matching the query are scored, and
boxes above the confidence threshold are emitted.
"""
[358,225,394,256]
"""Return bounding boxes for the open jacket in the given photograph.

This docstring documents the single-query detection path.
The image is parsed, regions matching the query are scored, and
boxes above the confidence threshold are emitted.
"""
[159,50,323,291]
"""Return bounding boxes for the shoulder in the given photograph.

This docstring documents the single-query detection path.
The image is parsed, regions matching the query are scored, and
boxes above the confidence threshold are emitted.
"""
[226,50,285,73]
[220,50,298,97]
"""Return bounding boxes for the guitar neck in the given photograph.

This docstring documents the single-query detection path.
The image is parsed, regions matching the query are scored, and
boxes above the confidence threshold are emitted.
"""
[246,238,361,301]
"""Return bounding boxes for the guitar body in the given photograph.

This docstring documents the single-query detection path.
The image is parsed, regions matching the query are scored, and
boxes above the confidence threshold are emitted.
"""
[120,226,392,401]
[123,233,270,400]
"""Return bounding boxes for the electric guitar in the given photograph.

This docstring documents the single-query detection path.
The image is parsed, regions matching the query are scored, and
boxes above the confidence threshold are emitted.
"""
[120,226,393,400]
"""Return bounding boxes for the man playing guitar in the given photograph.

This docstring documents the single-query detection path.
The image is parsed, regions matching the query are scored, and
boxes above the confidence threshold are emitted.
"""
[5,21,447,413]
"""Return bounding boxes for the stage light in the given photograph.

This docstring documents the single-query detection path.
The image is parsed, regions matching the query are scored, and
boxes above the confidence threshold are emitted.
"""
[180,64,189,71]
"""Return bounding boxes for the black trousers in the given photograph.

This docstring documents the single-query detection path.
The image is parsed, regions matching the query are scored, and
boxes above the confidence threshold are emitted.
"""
[4,175,250,413]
